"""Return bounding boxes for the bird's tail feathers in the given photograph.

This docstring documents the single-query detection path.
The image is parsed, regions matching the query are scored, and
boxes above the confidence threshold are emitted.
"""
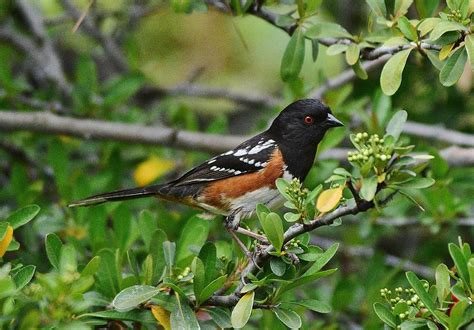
[68,184,166,207]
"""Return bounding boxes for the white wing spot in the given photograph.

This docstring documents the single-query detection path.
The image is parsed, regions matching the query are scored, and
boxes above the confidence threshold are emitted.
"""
[248,159,255,165]
[255,162,261,167]
[234,148,248,156]
[234,170,242,175]
[224,150,234,155]
[248,139,275,155]
[210,166,218,171]
[208,159,216,164]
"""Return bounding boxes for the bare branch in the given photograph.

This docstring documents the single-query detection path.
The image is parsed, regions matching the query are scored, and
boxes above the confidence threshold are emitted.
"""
[0,110,473,166]
[310,55,391,99]
[404,121,474,147]
[59,0,128,72]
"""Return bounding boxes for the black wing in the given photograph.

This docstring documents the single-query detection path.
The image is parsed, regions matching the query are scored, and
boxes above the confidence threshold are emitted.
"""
[170,132,277,186]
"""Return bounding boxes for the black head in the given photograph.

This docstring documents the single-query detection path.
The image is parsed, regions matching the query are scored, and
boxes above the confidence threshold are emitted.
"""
[266,99,343,180]
[268,99,343,146]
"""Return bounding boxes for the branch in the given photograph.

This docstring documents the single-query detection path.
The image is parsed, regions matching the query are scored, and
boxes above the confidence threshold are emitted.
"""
[136,84,280,108]
[207,193,390,307]
[344,216,474,227]
[59,0,128,72]
[0,110,473,166]
[404,121,474,147]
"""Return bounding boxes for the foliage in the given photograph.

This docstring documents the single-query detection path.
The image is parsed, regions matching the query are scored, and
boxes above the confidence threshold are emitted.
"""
[375,239,474,329]
[0,111,443,328]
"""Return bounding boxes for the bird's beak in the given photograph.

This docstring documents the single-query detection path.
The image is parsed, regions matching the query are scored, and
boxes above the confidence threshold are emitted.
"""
[326,113,344,127]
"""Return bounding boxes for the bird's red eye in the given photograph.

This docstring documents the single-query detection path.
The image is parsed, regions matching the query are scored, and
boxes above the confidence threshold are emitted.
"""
[304,115,314,125]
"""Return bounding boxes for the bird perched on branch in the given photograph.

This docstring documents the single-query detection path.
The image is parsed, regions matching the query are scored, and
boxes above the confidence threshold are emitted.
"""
[69,99,343,234]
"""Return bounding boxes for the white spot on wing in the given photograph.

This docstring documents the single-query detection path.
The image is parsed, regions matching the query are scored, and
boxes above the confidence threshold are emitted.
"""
[224,150,234,155]
[248,139,275,155]
[208,159,216,164]
[234,148,248,156]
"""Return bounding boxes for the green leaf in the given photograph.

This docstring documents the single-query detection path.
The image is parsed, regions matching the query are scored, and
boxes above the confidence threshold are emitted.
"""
[273,308,302,329]
[280,28,305,82]
[12,265,36,290]
[352,60,368,80]
[6,205,40,229]
[204,307,232,328]
[468,258,474,291]
[0,222,7,241]
[59,245,77,275]
[397,178,435,189]
[398,16,418,41]
[345,44,360,65]
[79,310,156,323]
[259,212,284,253]
[170,293,200,330]
[435,263,450,303]
[326,44,348,55]
[406,271,449,326]
[42,235,58,263]
[198,275,227,304]
[430,20,467,41]
[304,243,339,276]
[305,22,352,39]
[150,229,167,284]
[270,257,287,276]
[280,269,337,295]
[366,0,387,16]
[231,291,254,329]
[163,241,176,270]
[385,110,408,141]
[465,35,474,70]
[394,0,414,17]
[380,48,413,95]
[415,0,440,18]
[439,47,467,87]
[103,74,144,107]
[360,176,378,201]
[282,299,331,313]
[311,39,319,62]
[96,249,121,298]
[138,211,157,250]
[192,257,205,300]
[176,216,209,267]
[373,302,397,328]
[81,256,101,278]
[417,17,441,36]
[112,285,161,312]
[448,243,470,288]
[199,242,218,285]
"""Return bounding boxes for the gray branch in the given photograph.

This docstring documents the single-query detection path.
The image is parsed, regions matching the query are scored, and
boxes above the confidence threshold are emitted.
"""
[59,0,128,72]
[0,110,473,166]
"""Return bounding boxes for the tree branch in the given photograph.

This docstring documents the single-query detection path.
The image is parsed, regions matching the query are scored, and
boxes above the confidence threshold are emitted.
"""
[59,0,128,72]
[0,110,473,166]
[207,192,394,307]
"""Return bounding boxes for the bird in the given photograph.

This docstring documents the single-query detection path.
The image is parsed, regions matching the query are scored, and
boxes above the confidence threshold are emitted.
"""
[69,99,343,233]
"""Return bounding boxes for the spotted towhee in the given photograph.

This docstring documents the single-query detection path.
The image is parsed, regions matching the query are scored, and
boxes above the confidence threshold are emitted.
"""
[69,99,343,230]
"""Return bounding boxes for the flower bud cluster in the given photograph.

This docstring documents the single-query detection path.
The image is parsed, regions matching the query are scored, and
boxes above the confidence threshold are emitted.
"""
[177,266,193,283]
[348,133,392,164]
[380,286,427,320]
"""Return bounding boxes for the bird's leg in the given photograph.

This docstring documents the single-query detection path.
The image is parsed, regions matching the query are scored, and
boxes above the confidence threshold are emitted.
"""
[224,211,268,242]
[225,213,262,270]
[235,227,268,242]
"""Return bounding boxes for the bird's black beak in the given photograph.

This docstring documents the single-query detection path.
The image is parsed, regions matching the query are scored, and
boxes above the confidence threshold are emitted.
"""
[326,113,344,127]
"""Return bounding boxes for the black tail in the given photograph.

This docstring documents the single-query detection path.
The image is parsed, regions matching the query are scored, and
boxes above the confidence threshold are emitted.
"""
[68,184,165,207]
